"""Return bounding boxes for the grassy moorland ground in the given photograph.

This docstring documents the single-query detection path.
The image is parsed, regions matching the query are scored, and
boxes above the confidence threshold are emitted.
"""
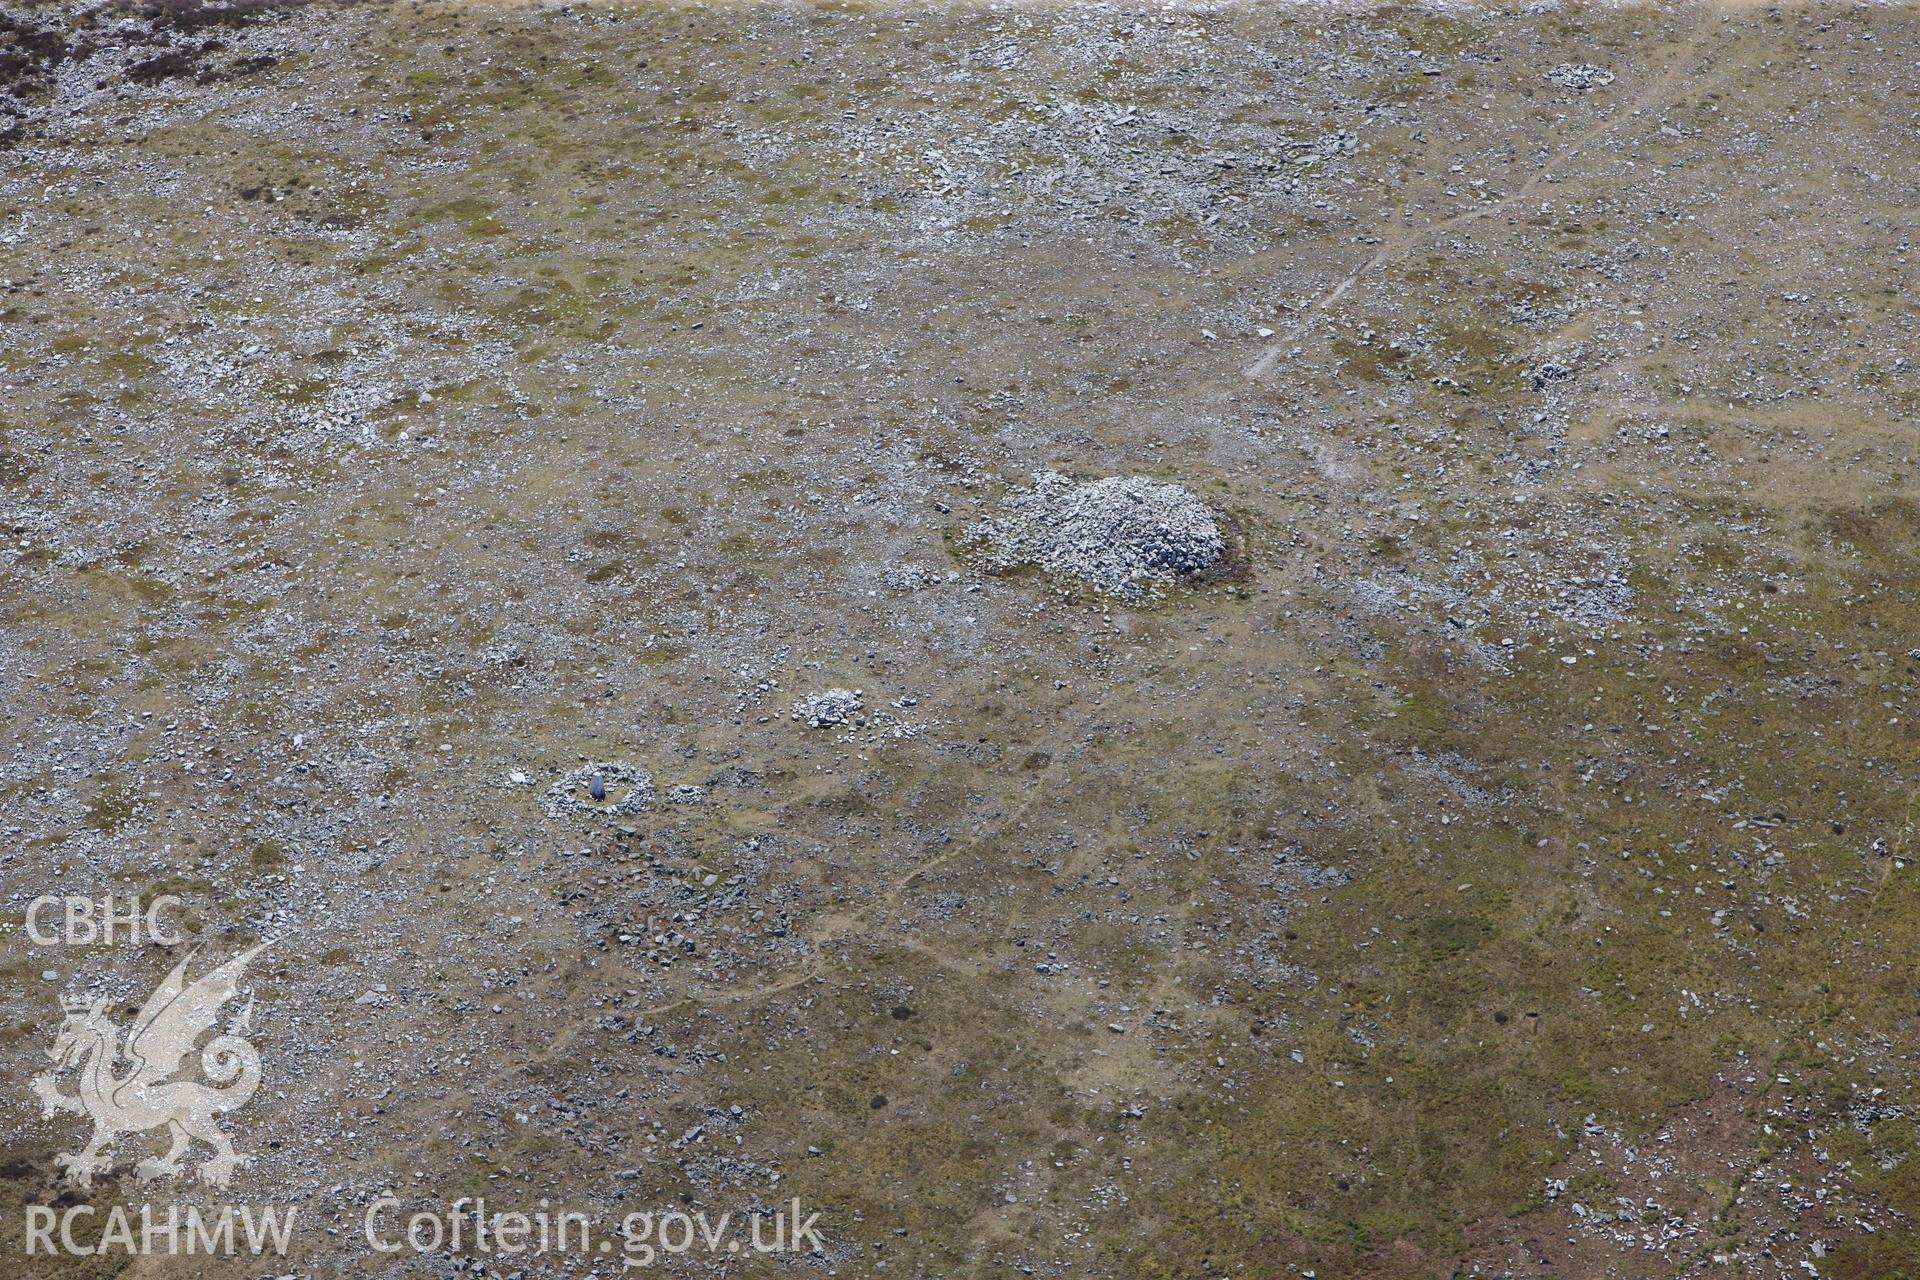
[0,1,1916,1276]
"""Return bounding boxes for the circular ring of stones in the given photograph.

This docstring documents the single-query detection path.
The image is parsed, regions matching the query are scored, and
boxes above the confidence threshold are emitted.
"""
[541,763,656,818]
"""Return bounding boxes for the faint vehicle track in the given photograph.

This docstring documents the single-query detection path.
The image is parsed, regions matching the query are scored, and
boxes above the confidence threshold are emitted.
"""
[475,760,1052,1092]
[1245,15,1717,380]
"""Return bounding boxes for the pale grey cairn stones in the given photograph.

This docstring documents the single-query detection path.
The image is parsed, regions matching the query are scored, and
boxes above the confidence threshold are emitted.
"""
[970,471,1226,597]
[542,763,655,817]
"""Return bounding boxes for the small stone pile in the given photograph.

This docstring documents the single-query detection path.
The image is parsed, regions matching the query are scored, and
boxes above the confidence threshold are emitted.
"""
[792,689,864,728]
[1546,63,1614,89]
[541,763,655,817]
[972,472,1226,597]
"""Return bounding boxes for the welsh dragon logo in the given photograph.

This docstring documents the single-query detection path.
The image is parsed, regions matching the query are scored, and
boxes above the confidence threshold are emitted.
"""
[31,941,271,1188]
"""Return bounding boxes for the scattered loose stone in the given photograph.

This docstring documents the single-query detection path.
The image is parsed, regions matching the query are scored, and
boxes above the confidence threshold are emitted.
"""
[541,762,655,817]
[971,471,1226,598]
